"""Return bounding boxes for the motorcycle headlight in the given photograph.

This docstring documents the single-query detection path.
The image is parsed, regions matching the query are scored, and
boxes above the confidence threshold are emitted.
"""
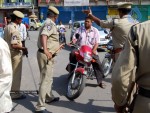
[83,53,92,62]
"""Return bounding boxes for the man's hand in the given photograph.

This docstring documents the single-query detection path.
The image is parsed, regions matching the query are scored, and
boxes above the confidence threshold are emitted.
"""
[72,39,77,44]
[82,10,91,15]
[60,43,65,49]
[44,49,52,60]
[82,7,92,15]
[92,50,97,55]
[23,47,28,57]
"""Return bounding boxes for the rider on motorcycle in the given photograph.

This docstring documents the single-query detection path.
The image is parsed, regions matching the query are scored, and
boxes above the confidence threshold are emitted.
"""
[57,21,66,43]
[69,17,105,88]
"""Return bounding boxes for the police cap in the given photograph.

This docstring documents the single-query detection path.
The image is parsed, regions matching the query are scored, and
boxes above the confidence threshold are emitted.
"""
[13,10,24,18]
[48,6,59,15]
[117,2,133,9]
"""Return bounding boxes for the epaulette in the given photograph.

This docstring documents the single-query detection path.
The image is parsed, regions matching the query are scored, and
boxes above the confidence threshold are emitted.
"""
[45,23,53,27]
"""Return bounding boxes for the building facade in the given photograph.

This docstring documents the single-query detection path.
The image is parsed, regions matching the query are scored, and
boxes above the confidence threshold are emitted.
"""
[0,0,37,25]
[38,0,150,24]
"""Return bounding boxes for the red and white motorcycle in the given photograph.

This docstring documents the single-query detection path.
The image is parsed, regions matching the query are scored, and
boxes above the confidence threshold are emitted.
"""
[66,40,96,100]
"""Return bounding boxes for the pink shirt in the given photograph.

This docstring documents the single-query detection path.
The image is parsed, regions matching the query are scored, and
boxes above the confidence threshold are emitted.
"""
[73,26,100,49]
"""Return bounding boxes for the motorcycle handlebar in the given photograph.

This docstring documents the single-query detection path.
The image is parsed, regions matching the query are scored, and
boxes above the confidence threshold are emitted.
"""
[70,44,80,50]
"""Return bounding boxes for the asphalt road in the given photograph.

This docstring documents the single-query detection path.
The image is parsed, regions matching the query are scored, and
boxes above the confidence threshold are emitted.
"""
[11,28,115,113]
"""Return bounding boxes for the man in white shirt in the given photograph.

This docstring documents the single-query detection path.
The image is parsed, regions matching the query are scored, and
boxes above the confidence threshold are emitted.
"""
[70,17,105,88]
[57,21,66,43]
[57,21,66,31]
[0,38,13,113]
[18,23,27,47]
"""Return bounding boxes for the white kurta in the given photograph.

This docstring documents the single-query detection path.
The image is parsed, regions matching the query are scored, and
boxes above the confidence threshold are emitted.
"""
[0,38,12,113]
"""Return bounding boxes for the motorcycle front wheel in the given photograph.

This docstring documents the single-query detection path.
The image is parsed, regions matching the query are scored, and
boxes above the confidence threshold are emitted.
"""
[102,58,113,78]
[59,36,66,44]
[66,72,86,100]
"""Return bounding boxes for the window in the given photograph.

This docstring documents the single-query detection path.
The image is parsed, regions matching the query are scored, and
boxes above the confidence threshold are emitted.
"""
[31,19,34,22]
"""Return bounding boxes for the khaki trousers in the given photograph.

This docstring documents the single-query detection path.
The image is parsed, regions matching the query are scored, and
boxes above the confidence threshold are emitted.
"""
[132,95,150,113]
[114,52,120,62]
[36,51,55,111]
[11,52,23,98]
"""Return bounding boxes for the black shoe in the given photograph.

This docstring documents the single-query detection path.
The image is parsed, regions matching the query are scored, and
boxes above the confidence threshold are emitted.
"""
[45,97,60,103]
[98,83,106,89]
[35,109,50,113]
[12,94,26,100]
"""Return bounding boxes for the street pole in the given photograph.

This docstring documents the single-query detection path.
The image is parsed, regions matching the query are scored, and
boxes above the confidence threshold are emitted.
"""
[32,0,35,15]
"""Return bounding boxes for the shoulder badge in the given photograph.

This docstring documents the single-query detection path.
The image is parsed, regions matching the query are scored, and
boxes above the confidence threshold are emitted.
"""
[12,35,17,40]
[47,25,52,31]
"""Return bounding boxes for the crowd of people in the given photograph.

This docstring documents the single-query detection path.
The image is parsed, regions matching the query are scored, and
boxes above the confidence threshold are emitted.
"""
[0,1,150,113]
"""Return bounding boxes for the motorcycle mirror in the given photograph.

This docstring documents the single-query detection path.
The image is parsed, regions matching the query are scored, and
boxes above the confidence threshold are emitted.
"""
[104,30,108,34]
[75,33,80,39]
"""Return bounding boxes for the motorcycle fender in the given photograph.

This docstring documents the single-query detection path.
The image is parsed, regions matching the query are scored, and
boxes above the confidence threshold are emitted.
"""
[75,68,86,75]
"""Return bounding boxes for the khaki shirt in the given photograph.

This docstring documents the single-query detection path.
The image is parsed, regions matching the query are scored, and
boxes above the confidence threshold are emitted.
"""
[111,20,150,106]
[4,22,22,55]
[100,15,137,49]
[37,18,59,54]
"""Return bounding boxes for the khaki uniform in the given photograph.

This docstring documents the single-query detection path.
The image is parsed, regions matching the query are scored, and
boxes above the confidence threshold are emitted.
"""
[99,15,136,60]
[4,22,23,98]
[36,18,59,111]
[111,20,150,113]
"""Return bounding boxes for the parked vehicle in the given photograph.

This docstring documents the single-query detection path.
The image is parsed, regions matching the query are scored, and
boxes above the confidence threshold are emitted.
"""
[66,36,96,100]
[23,15,41,31]
[29,18,40,31]
[70,20,110,50]
[92,23,110,49]
[102,39,114,77]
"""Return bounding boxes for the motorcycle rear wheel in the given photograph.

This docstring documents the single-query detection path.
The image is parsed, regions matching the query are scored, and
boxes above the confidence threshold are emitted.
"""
[66,72,86,100]
[102,58,112,78]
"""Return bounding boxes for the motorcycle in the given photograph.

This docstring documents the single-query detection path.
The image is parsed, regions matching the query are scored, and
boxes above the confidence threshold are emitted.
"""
[66,39,96,100]
[58,27,66,44]
[102,39,114,77]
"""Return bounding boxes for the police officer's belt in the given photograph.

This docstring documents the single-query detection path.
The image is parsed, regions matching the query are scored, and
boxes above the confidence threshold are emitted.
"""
[38,48,44,53]
[113,48,122,54]
[138,87,150,98]
[38,48,56,58]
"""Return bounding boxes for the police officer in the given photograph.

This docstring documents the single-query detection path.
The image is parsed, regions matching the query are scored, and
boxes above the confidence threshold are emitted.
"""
[35,6,60,113]
[4,10,28,100]
[83,2,137,61]
[111,20,150,113]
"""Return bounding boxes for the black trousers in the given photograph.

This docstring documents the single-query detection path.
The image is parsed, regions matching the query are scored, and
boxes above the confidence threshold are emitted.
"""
[69,50,104,85]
